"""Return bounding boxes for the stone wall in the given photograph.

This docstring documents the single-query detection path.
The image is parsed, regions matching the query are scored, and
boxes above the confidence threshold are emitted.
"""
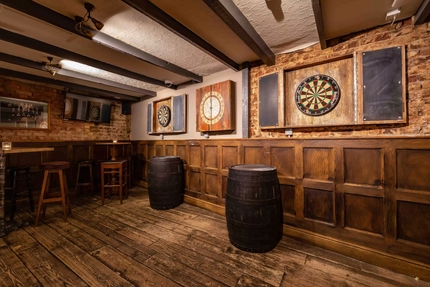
[0,77,130,142]
[250,19,430,138]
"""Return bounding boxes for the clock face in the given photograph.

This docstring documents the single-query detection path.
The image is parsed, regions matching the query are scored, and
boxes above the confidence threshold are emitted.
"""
[200,91,224,124]
[157,105,171,127]
[295,74,341,116]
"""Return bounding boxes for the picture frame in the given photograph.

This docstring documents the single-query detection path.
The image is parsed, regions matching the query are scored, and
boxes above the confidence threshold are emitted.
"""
[0,96,49,129]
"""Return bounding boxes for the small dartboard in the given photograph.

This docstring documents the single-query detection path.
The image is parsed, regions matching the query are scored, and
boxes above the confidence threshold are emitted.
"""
[90,106,100,120]
[157,105,171,127]
[295,74,341,116]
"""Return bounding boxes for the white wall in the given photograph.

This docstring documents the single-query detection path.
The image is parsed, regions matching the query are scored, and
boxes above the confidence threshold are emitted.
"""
[131,68,244,140]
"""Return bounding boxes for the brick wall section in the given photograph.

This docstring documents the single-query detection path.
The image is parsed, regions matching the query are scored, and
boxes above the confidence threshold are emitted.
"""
[250,19,430,138]
[0,77,130,142]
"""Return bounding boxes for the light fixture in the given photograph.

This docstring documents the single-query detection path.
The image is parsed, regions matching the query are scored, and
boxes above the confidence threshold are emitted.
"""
[43,57,61,76]
[75,2,104,38]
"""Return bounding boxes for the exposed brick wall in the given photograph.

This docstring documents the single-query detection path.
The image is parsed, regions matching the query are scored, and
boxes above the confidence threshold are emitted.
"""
[0,77,130,142]
[250,19,430,138]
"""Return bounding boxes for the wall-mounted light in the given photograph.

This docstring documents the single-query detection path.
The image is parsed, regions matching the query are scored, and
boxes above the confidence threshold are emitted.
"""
[75,2,104,38]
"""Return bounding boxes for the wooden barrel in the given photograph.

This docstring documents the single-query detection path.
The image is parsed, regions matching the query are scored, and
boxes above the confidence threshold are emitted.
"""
[226,164,283,252]
[148,156,184,210]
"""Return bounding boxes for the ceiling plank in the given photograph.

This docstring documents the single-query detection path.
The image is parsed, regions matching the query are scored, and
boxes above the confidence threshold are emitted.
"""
[122,0,240,71]
[311,0,327,50]
[201,0,275,66]
[0,52,156,96]
[414,0,430,25]
[0,0,202,83]
[0,28,178,89]
[0,68,144,102]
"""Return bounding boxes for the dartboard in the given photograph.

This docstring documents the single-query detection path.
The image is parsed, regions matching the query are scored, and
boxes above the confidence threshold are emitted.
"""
[157,105,171,127]
[90,106,100,120]
[295,74,341,116]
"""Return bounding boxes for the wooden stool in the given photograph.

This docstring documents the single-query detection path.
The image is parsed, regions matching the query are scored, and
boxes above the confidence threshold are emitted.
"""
[35,161,71,226]
[101,160,128,205]
[75,160,96,196]
[7,167,34,221]
[117,156,133,188]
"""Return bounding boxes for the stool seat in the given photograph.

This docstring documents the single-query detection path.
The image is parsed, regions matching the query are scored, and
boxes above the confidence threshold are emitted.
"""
[40,161,70,170]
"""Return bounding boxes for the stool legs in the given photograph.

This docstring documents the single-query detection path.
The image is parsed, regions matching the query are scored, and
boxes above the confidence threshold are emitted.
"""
[75,162,95,197]
[35,169,71,226]
[9,168,34,221]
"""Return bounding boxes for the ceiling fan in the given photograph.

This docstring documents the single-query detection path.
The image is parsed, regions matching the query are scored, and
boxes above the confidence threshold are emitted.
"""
[43,57,62,76]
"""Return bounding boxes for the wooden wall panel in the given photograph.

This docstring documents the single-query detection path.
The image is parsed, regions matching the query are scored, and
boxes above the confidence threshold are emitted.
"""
[281,184,295,215]
[222,176,228,199]
[204,146,218,168]
[188,171,200,193]
[155,144,163,156]
[344,194,383,234]
[344,148,382,186]
[166,145,174,156]
[243,146,265,164]
[397,201,430,245]
[135,138,430,280]
[189,145,201,167]
[303,148,334,181]
[205,173,220,198]
[222,146,238,170]
[304,188,334,223]
[397,149,430,191]
[270,147,294,177]
[177,145,187,163]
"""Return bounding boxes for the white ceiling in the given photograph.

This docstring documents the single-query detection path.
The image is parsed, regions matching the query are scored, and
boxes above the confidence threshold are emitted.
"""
[0,0,426,101]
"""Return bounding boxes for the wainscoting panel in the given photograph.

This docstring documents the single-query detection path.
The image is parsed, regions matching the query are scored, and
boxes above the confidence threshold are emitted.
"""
[135,138,430,281]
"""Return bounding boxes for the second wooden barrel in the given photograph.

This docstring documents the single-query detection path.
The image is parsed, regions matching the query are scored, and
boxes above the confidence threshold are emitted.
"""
[148,156,184,210]
[226,164,283,252]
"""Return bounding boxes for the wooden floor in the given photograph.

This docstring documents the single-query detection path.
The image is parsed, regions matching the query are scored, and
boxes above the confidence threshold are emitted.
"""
[1,187,429,287]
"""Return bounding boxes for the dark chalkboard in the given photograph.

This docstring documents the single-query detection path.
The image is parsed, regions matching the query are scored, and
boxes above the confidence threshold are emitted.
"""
[173,94,185,131]
[362,46,403,121]
[147,102,152,133]
[259,73,278,127]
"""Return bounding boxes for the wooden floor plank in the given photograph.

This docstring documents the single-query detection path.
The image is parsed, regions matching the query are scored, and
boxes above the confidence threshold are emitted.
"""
[4,229,87,286]
[0,245,41,287]
[0,187,427,287]
[144,252,228,287]
[150,239,242,286]
[92,245,180,287]
[23,224,134,287]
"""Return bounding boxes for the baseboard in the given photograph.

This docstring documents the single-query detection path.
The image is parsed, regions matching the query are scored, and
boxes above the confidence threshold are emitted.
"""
[283,225,430,283]
[184,195,225,216]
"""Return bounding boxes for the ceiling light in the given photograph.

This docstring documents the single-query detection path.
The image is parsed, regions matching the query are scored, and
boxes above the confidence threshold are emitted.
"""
[43,57,61,76]
[75,2,104,38]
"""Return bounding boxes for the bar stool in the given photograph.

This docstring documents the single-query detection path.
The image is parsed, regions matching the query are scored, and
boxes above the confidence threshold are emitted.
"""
[117,156,133,188]
[100,160,128,205]
[7,167,34,220]
[75,160,96,196]
[35,161,71,226]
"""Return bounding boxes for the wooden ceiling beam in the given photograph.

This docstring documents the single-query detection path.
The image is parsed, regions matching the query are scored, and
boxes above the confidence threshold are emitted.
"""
[0,28,178,89]
[122,0,240,71]
[202,0,276,66]
[311,0,327,50]
[0,68,143,102]
[0,52,156,97]
[414,0,430,25]
[0,0,202,84]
